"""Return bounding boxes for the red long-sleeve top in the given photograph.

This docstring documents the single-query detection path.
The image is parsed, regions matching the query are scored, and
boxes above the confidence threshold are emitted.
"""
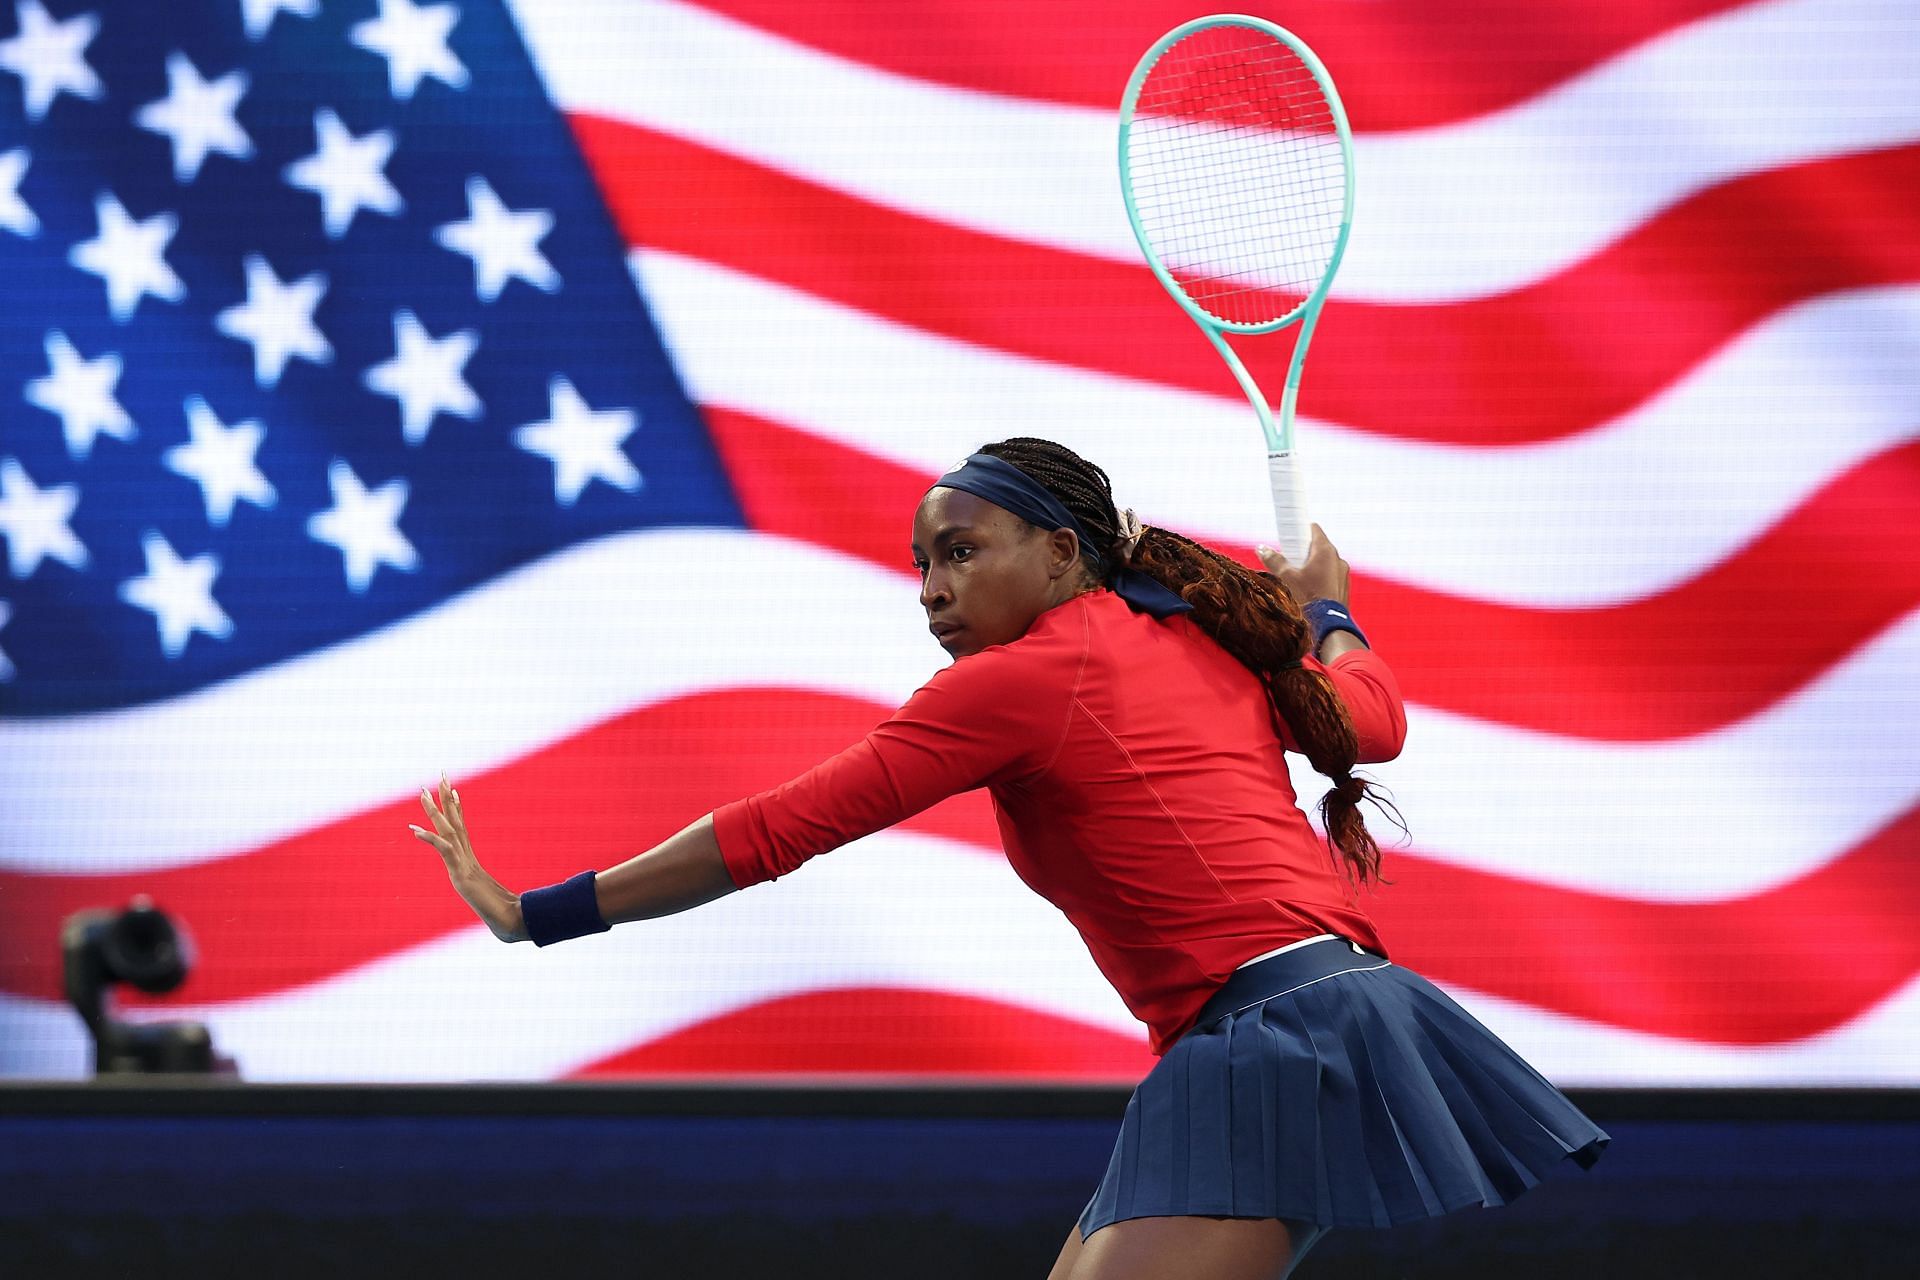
[713,587,1408,1055]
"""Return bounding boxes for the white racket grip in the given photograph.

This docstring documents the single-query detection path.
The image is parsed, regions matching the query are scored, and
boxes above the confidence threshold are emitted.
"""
[1266,448,1313,566]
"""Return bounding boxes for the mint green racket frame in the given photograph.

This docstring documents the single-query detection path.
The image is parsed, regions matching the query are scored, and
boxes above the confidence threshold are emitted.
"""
[1118,14,1356,562]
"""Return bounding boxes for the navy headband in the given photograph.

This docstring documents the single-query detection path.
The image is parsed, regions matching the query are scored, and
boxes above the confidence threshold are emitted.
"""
[928,453,1192,619]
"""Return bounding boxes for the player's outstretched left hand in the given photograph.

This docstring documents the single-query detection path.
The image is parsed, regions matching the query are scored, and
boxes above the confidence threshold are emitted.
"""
[412,774,527,944]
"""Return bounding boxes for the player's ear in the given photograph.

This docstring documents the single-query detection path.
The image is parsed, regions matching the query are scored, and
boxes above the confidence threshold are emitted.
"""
[1046,527,1082,579]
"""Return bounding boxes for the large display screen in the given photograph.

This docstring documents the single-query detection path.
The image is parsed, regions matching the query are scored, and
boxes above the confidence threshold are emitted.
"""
[3,0,1915,1085]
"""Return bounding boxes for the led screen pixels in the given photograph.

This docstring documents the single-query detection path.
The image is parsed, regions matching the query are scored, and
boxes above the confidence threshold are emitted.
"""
[2,0,1916,1086]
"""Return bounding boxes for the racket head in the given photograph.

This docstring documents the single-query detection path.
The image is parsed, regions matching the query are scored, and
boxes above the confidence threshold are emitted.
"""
[1119,16,1355,335]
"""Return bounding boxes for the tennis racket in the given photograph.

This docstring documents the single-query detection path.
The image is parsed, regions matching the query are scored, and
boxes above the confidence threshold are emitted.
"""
[1118,14,1355,565]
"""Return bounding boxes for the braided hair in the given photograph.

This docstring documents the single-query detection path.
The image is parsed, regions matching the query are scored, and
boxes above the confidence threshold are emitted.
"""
[977,437,1393,886]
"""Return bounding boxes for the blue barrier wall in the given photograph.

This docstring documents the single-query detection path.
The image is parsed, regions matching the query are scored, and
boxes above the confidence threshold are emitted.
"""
[4,1087,1917,1279]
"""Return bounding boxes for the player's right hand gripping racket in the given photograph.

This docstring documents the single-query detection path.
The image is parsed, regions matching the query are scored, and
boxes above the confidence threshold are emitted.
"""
[1119,15,1355,565]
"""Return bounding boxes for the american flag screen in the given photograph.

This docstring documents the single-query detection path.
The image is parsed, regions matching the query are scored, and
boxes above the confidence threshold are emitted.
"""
[2,0,1916,1086]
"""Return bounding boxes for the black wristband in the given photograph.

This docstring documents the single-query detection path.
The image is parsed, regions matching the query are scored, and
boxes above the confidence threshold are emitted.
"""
[519,870,611,947]
[1303,598,1368,650]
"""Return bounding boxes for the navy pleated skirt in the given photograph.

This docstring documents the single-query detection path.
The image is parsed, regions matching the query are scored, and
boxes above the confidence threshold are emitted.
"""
[1078,937,1608,1238]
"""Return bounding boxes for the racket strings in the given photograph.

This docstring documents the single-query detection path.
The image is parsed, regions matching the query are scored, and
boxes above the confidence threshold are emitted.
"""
[1133,111,1341,310]
[1126,26,1348,327]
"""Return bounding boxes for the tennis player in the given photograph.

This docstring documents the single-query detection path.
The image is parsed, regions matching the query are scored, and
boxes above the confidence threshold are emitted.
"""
[414,437,1607,1280]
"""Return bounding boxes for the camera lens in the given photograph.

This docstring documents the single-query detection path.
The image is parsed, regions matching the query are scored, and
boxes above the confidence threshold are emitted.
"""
[102,897,189,993]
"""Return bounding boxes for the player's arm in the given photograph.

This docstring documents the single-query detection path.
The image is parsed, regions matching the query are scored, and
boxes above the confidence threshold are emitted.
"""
[591,814,737,926]
[713,645,1070,890]
[1258,525,1407,762]
[416,644,1069,944]
[1317,630,1366,664]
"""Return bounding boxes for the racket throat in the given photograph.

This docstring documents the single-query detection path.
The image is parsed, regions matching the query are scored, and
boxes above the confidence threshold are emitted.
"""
[1203,325,1284,452]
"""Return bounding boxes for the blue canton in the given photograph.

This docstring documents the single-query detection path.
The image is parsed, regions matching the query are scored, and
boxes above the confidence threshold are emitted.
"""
[0,0,739,715]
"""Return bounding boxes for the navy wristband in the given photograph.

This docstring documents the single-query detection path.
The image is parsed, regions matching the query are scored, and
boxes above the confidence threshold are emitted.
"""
[519,870,611,947]
[1303,598,1368,650]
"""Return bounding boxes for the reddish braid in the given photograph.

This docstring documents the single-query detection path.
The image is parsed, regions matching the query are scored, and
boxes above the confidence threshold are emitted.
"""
[979,437,1392,886]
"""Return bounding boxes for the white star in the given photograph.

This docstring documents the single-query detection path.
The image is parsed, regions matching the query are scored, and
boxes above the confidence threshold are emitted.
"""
[435,176,558,302]
[119,530,232,658]
[0,0,102,121]
[307,459,418,592]
[363,310,480,445]
[239,0,317,41]
[136,52,253,183]
[283,108,403,240]
[514,377,641,506]
[352,0,468,101]
[165,397,277,527]
[25,330,133,459]
[0,147,37,237]
[69,193,186,322]
[0,457,86,577]
[216,253,331,388]
[0,598,13,682]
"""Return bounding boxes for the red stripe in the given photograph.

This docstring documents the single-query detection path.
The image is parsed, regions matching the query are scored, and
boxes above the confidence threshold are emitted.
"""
[6,688,1914,1044]
[708,408,1920,742]
[690,0,1753,133]
[567,987,1155,1080]
[574,115,1920,448]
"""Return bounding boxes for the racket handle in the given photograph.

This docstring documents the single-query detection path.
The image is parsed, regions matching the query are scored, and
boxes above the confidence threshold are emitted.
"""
[1266,449,1313,565]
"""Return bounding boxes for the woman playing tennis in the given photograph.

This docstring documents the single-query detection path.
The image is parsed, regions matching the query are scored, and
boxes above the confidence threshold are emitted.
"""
[413,437,1607,1280]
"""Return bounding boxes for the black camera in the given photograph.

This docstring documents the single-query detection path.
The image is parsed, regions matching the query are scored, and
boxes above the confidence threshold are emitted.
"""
[62,896,238,1076]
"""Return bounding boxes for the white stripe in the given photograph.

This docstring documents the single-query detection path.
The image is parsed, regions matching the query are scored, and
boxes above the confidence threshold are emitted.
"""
[1295,609,1920,901]
[636,248,1920,608]
[1343,0,1920,301]
[2,832,1913,1084]
[511,0,1920,303]
[3,528,1914,903]
[1444,977,1920,1088]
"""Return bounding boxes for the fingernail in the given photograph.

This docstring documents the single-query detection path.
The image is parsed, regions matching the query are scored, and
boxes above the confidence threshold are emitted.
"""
[1255,544,1273,557]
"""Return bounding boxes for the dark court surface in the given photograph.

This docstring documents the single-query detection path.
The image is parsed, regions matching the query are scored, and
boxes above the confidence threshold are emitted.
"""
[3,1085,1917,1279]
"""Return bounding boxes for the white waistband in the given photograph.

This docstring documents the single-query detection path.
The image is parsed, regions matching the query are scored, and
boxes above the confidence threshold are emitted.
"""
[1235,934,1343,970]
